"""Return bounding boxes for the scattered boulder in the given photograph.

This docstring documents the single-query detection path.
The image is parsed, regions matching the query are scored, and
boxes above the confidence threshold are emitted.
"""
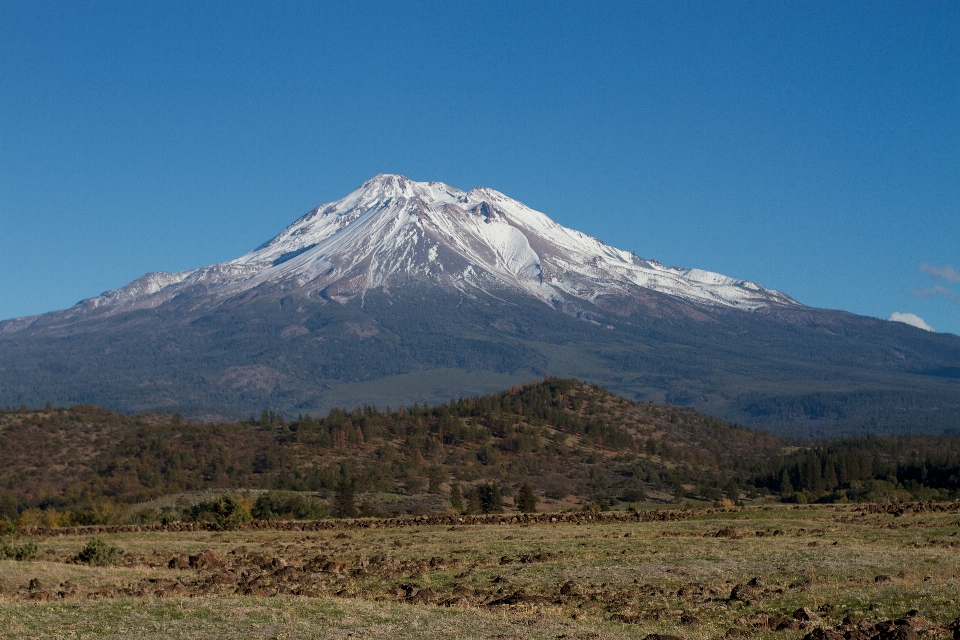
[681,613,702,626]
[408,587,439,605]
[726,628,752,638]
[189,550,222,570]
[611,613,641,624]
[494,588,552,606]
[794,608,821,622]
[947,618,960,640]
[772,615,801,631]
[876,624,918,640]
[801,628,844,640]
[896,614,928,630]
[729,583,760,601]
[735,613,769,628]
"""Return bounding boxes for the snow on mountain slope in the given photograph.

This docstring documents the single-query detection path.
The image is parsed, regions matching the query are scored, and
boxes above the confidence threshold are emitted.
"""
[75,174,799,315]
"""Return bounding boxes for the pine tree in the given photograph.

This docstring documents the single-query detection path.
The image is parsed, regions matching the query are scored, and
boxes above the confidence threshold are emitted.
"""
[465,487,482,514]
[333,476,357,518]
[779,468,794,494]
[477,483,503,513]
[450,483,464,513]
[515,483,538,513]
[427,467,445,494]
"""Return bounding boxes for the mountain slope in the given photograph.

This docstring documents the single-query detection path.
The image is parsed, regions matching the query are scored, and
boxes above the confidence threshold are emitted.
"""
[1,175,959,436]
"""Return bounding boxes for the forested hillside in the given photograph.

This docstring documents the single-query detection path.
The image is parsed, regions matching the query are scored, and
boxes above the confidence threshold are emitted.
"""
[1,378,958,528]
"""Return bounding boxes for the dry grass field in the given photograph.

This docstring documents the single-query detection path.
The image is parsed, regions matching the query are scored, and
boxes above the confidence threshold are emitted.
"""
[1,502,959,639]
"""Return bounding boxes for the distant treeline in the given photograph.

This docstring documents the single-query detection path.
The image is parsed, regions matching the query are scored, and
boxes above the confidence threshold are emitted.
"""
[1,378,959,528]
[749,435,960,503]
[732,389,960,437]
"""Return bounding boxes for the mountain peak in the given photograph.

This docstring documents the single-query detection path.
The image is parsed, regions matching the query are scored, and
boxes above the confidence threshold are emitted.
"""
[63,175,800,316]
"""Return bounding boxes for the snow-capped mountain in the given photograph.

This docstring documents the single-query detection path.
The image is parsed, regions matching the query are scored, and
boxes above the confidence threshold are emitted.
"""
[3,174,960,436]
[79,174,797,316]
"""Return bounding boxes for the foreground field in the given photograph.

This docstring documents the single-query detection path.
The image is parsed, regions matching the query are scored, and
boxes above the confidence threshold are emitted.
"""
[2,503,959,639]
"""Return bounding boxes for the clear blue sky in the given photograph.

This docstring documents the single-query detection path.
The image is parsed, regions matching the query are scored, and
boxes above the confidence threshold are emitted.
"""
[2,1,958,334]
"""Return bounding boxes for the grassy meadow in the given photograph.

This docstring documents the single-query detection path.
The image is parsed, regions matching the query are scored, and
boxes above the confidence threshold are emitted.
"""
[2,502,959,639]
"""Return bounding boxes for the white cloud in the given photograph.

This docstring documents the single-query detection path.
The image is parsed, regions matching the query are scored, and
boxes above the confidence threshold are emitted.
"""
[920,263,960,284]
[888,312,934,332]
[913,285,958,303]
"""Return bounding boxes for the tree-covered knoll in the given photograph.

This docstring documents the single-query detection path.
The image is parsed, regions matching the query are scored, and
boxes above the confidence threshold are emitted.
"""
[1,378,959,528]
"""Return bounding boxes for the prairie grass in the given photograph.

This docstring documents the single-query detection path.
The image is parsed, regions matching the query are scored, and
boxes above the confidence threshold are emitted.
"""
[1,504,958,639]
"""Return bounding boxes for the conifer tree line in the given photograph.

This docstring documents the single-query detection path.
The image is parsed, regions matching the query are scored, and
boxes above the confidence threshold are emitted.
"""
[750,436,960,503]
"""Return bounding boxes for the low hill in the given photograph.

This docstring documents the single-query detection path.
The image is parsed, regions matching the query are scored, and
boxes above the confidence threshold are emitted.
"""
[2,379,959,526]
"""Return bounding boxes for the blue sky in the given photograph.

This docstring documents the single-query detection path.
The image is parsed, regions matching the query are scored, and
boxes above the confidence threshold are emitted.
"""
[2,1,958,334]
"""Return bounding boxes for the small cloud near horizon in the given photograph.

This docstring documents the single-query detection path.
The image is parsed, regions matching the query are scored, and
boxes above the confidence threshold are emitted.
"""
[913,285,958,303]
[888,312,934,332]
[920,263,960,284]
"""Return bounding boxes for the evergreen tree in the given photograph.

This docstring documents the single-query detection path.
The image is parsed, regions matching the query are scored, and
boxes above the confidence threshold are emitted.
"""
[779,469,794,494]
[449,483,464,513]
[477,483,503,513]
[427,466,445,494]
[333,476,357,518]
[515,482,538,513]
[465,487,482,514]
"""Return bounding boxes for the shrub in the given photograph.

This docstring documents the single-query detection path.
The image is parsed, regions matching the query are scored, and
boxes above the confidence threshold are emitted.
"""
[619,487,647,503]
[182,494,252,530]
[252,491,327,521]
[0,538,38,561]
[542,476,571,500]
[78,537,122,565]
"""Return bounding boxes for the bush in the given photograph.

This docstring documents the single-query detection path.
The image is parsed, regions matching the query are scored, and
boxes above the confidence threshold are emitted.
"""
[619,487,647,503]
[78,537,122,565]
[182,494,251,530]
[542,476,571,500]
[252,491,327,521]
[0,538,38,561]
